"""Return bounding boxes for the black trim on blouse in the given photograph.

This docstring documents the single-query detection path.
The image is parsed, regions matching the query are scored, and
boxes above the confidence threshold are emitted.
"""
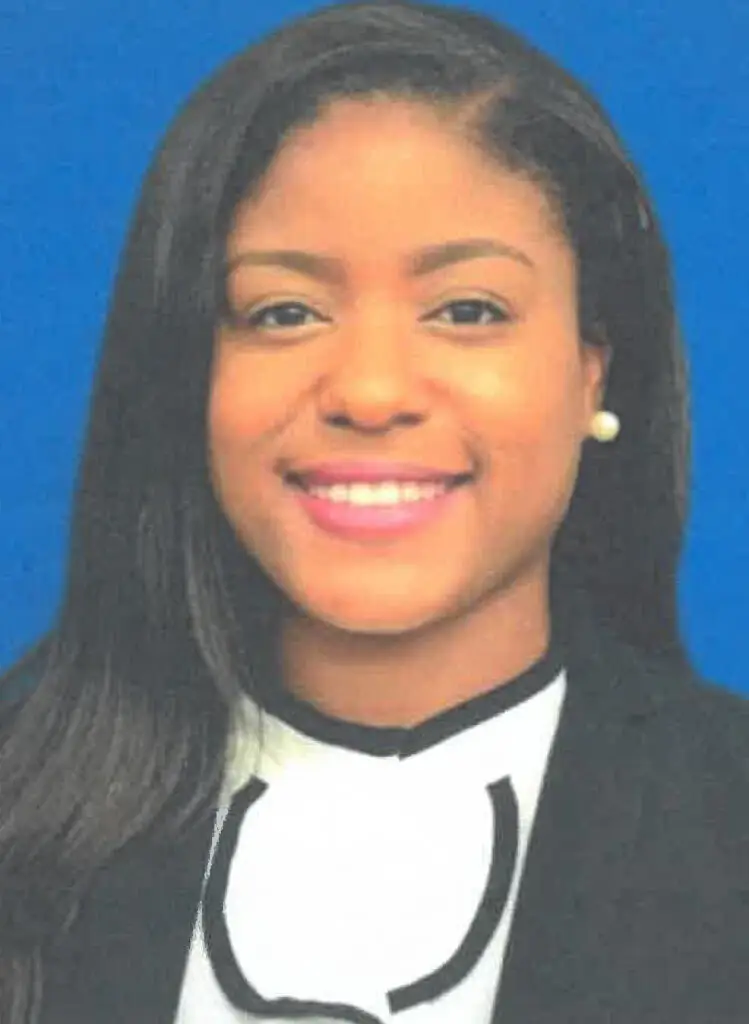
[202,775,519,1021]
[256,644,563,759]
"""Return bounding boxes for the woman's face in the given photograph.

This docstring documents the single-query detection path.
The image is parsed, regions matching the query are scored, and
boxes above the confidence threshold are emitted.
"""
[209,98,606,634]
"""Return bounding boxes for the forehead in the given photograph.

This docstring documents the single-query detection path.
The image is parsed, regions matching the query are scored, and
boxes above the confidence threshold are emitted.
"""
[226,98,570,266]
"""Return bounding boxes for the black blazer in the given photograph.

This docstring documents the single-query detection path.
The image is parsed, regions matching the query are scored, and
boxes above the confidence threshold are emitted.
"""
[34,616,749,1024]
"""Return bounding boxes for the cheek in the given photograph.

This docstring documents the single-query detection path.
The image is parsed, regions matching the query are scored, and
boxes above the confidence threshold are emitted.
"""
[460,348,589,446]
[208,387,260,461]
[457,350,590,512]
[207,348,306,468]
[207,365,280,528]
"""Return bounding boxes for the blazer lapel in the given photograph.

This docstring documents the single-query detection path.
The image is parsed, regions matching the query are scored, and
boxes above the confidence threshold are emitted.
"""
[494,613,680,1024]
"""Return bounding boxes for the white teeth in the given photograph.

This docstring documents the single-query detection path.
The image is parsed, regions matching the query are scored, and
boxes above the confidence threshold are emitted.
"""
[307,480,449,505]
[401,482,422,502]
[329,484,349,503]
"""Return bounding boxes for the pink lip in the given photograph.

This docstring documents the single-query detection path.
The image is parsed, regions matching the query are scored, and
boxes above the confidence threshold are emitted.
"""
[288,480,467,541]
[288,461,469,485]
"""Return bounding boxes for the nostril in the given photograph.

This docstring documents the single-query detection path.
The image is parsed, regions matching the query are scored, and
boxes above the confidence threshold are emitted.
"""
[325,413,353,429]
[324,409,423,432]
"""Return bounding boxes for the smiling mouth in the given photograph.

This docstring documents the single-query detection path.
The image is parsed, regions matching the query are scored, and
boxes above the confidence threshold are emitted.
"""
[284,473,473,507]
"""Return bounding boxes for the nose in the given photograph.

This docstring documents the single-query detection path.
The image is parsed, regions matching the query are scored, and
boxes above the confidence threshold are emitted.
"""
[318,316,428,433]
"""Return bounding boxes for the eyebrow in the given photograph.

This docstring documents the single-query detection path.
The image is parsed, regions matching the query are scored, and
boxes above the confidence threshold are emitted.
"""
[225,238,534,283]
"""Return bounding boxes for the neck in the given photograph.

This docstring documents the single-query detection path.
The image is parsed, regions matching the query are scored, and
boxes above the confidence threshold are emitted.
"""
[280,574,551,728]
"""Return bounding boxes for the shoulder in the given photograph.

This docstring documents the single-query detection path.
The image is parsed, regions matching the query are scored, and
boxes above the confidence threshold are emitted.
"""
[678,665,749,724]
[659,664,749,787]
[622,638,749,768]
[639,643,749,740]
[614,651,749,860]
[569,611,749,797]
[580,608,749,741]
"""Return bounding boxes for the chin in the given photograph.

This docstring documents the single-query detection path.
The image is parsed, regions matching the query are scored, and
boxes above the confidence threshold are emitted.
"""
[297,594,450,637]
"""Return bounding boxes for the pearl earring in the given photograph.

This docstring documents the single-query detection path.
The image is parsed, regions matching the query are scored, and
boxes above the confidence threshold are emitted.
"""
[590,410,620,443]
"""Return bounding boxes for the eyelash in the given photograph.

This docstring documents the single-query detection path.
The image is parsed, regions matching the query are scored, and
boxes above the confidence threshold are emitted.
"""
[234,297,512,332]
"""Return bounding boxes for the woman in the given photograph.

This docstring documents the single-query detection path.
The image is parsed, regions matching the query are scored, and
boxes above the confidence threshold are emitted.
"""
[1,1,747,1021]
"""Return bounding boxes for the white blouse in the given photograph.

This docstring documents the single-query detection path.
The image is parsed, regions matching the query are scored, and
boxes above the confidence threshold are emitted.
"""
[175,654,566,1024]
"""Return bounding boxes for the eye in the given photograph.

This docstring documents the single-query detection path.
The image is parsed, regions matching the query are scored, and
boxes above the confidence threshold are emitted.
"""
[424,298,511,327]
[241,301,328,330]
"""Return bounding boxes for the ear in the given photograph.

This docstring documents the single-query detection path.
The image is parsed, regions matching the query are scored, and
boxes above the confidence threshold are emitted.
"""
[580,340,612,417]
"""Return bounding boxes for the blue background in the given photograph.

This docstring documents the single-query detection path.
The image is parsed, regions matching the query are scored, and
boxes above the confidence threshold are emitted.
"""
[2,1,748,692]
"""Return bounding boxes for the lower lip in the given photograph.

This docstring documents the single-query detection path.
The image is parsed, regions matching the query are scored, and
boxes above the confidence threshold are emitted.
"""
[289,483,466,540]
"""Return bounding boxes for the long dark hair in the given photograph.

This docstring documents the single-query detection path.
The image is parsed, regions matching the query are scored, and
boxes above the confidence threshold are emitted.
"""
[0,1,689,1017]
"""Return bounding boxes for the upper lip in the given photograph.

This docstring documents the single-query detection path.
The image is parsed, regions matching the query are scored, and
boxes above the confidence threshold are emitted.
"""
[285,462,473,485]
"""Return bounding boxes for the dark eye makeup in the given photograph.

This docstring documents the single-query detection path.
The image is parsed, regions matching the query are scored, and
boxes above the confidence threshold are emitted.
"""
[429,298,511,327]
[226,297,512,331]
